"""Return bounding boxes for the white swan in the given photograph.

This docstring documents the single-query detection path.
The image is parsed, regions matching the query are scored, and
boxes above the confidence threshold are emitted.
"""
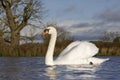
[43,26,109,66]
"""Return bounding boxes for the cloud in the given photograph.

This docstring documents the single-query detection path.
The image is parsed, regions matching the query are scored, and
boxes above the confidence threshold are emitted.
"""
[63,5,77,13]
[97,9,120,22]
[70,22,91,28]
[58,19,120,41]
[56,5,79,18]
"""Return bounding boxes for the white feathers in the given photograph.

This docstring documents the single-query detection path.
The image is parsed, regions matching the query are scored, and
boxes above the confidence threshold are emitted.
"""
[44,26,109,65]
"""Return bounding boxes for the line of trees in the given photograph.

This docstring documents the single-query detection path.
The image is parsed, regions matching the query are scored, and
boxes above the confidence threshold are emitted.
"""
[0,0,120,56]
[0,23,120,56]
[99,31,120,42]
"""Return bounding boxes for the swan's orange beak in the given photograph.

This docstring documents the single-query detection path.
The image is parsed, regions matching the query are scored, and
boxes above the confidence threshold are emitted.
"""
[42,31,48,35]
[42,29,49,35]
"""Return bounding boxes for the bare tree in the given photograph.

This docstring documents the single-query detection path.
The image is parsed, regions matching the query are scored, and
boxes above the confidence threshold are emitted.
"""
[0,0,43,47]
[100,31,120,42]
[113,37,120,43]
[57,27,72,42]
[24,26,37,43]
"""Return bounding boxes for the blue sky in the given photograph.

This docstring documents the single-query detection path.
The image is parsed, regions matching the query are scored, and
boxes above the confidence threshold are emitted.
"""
[22,0,120,40]
[42,0,120,22]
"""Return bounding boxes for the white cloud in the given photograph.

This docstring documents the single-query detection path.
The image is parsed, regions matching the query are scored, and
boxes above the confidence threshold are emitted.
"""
[97,9,120,22]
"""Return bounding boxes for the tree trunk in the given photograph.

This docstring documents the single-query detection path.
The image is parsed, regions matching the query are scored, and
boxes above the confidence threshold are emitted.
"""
[11,31,20,47]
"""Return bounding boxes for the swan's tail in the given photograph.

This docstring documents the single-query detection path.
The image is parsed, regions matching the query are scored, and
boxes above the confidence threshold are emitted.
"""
[88,57,109,64]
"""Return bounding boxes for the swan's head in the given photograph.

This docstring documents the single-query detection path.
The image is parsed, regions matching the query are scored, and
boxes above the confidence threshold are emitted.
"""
[43,26,57,35]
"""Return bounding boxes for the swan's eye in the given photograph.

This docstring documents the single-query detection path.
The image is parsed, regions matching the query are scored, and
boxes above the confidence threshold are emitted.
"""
[44,29,49,33]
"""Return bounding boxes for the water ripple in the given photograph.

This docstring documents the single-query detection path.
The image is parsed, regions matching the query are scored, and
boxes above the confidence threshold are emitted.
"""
[0,57,120,80]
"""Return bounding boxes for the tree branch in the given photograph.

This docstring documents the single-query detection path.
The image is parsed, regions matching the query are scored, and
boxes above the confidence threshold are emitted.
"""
[1,0,6,8]
[2,0,16,31]
[4,0,11,8]
[17,0,33,32]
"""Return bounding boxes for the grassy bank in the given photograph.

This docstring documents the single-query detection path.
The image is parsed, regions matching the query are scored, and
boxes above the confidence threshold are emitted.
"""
[94,41,120,56]
[0,41,120,57]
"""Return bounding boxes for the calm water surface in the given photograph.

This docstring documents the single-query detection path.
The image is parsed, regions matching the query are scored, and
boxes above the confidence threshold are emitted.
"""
[0,57,120,80]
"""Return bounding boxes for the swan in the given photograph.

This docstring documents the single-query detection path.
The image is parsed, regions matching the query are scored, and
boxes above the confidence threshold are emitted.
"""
[43,26,109,66]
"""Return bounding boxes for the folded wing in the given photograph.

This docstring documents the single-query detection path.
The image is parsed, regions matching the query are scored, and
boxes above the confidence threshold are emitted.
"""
[56,41,99,61]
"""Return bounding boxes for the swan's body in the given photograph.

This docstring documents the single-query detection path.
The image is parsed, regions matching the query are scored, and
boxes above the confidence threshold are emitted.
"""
[43,26,109,66]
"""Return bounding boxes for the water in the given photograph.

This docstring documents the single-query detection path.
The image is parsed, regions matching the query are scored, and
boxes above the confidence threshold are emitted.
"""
[0,57,120,80]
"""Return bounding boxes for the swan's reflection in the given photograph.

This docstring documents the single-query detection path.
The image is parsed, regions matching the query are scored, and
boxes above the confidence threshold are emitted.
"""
[65,64,101,79]
[66,64,100,71]
[45,66,58,80]
[44,64,101,80]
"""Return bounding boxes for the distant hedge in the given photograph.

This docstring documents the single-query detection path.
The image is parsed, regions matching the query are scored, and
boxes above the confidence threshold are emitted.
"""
[0,40,120,57]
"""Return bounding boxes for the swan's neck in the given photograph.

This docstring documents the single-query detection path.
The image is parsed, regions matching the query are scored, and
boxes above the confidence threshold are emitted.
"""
[45,32,57,65]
